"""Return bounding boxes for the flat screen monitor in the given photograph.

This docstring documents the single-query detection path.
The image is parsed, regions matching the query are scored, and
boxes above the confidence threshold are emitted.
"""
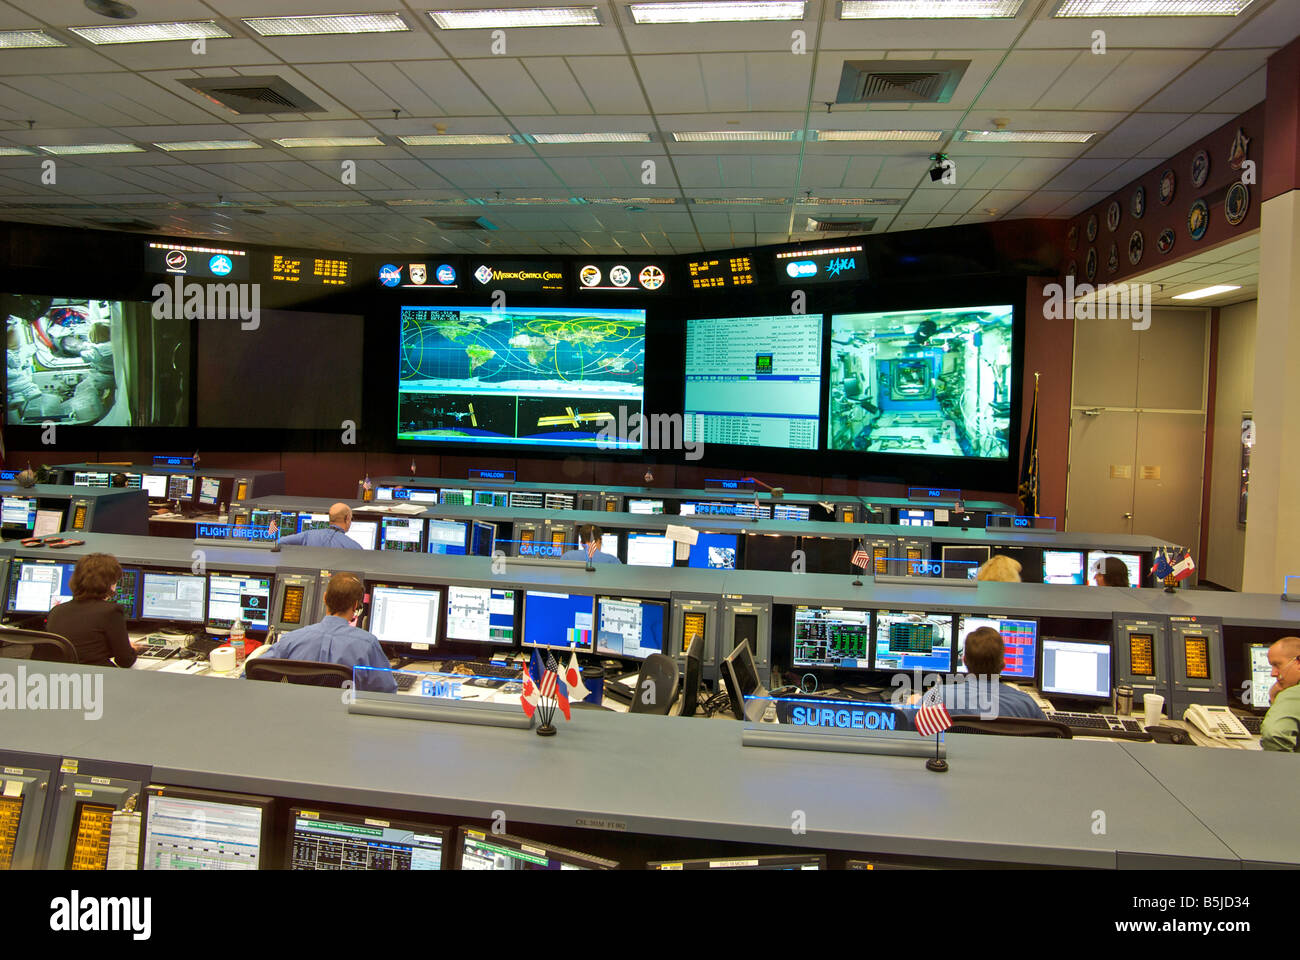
[721,640,765,721]
[955,614,1038,681]
[112,566,140,619]
[166,475,194,500]
[380,517,424,552]
[772,503,811,521]
[206,573,273,630]
[458,828,617,870]
[545,492,575,510]
[898,508,934,527]
[1247,643,1272,712]
[595,596,667,660]
[1040,637,1112,700]
[828,304,1014,459]
[474,490,510,508]
[141,474,169,498]
[140,570,208,623]
[121,473,142,489]
[287,807,451,870]
[73,471,109,487]
[683,313,822,450]
[344,521,378,550]
[397,304,646,451]
[440,488,472,505]
[251,509,298,538]
[141,785,272,870]
[1087,550,1142,587]
[298,512,330,532]
[627,498,663,515]
[626,532,674,568]
[406,488,439,503]
[0,497,36,530]
[687,532,739,570]
[872,611,954,672]
[368,584,441,649]
[445,586,516,645]
[792,605,872,670]
[470,521,496,556]
[648,854,825,870]
[426,519,468,555]
[941,545,989,580]
[511,491,544,510]
[6,559,75,614]
[197,477,222,506]
[33,507,64,538]
[1042,549,1086,585]
[522,590,594,651]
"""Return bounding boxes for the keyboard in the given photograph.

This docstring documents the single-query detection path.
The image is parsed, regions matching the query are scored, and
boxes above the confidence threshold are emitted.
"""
[394,672,418,692]
[1049,711,1154,741]
[1240,715,1263,736]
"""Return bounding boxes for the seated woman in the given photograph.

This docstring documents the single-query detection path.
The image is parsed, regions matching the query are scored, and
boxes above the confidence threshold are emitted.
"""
[46,553,142,667]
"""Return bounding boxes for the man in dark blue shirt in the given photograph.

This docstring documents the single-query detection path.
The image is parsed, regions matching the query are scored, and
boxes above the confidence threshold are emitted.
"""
[944,626,1046,720]
[268,572,396,692]
[560,523,621,565]
[278,502,363,550]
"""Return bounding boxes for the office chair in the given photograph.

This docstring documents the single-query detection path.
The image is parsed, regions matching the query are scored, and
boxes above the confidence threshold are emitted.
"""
[676,634,704,718]
[948,715,1073,739]
[0,626,78,664]
[629,653,679,715]
[245,657,353,688]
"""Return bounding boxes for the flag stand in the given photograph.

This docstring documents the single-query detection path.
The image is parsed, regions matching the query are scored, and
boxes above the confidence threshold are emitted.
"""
[536,689,557,736]
[1163,574,1178,595]
[925,734,948,773]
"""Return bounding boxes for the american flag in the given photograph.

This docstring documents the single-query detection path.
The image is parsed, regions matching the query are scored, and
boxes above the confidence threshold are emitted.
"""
[851,543,871,569]
[544,651,571,719]
[540,655,558,699]
[915,683,953,737]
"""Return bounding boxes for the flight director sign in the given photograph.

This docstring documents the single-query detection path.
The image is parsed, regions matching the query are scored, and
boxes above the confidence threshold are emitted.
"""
[145,241,249,282]
[472,260,566,292]
[194,523,278,547]
[775,244,865,285]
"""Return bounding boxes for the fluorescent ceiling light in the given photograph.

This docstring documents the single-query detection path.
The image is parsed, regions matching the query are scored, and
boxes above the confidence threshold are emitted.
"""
[816,129,943,141]
[692,197,788,205]
[1172,285,1242,300]
[528,132,651,143]
[427,7,600,29]
[629,1,805,23]
[840,0,1024,18]
[273,137,384,148]
[154,140,261,151]
[400,134,518,145]
[672,130,799,142]
[68,20,230,44]
[582,197,677,204]
[38,143,144,155]
[0,30,65,48]
[242,14,409,35]
[0,146,37,156]
[1054,0,1255,16]
[288,199,372,207]
[796,196,901,205]
[959,129,1094,142]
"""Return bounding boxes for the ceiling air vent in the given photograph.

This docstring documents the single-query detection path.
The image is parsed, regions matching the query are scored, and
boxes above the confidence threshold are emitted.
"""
[422,216,498,231]
[806,217,877,233]
[836,60,969,104]
[182,76,324,115]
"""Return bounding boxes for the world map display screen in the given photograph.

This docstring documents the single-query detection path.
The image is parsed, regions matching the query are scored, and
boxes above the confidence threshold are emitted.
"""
[398,305,646,450]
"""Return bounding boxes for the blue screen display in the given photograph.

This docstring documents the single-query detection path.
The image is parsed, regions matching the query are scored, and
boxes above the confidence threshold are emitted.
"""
[522,591,594,651]
[687,533,739,570]
[595,597,666,660]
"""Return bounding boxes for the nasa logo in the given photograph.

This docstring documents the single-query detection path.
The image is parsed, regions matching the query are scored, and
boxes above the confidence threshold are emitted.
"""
[786,260,817,278]
[474,264,494,285]
[436,264,456,285]
[208,255,233,277]
[378,264,402,287]
[165,249,187,271]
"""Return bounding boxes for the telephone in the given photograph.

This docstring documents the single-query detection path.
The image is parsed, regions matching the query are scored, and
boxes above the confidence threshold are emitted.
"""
[1183,703,1251,740]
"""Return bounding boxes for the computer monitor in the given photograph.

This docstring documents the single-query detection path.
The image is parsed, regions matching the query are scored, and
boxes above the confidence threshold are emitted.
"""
[287,807,451,870]
[648,853,825,870]
[380,517,424,552]
[510,491,544,510]
[1040,637,1112,701]
[772,504,811,522]
[344,520,378,550]
[1042,549,1086,585]
[298,512,330,532]
[368,584,442,650]
[165,475,194,500]
[941,545,990,580]
[0,497,36,530]
[545,492,575,510]
[141,473,169,498]
[458,828,617,870]
[141,785,272,870]
[626,532,674,568]
[474,490,510,508]
[33,508,64,538]
[196,477,222,506]
[595,596,667,660]
[445,586,516,645]
[440,488,472,506]
[140,569,208,623]
[1086,550,1142,587]
[1247,643,1272,713]
[687,533,739,570]
[426,519,468,555]
[521,590,595,651]
[112,566,140,619]
[470,521,496,556]
[628,498,663,515]
[206,572,273,631]
[73,471,109,488]
[121,473,142,489]
[955,614,1038,680]
[898,508,934,527]
[251,509,298,537]
[872,611,954,672]
[721,640,767,721]
[406,488,440,503]
[792,605,872,670]
[6,558,75,614]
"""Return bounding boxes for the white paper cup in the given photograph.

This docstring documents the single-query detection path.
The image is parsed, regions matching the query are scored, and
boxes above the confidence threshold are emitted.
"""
[1143,693,1164,727]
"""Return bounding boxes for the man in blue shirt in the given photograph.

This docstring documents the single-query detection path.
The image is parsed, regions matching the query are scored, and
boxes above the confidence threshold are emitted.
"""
[277,502,363,550]
[560,523,621,564]
[267,572,396,693]
[944,626,1046,720]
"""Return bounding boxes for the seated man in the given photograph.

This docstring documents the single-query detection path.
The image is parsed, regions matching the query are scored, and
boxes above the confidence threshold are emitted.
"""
[277,502,362,550]
[1261,636,1300,752]
[1090,556,1130,587]
[944,626,1047,720]
[560,523,621,565]
[267,572,396,693]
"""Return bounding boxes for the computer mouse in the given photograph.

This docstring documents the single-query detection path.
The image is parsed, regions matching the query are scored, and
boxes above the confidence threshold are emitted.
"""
[1145,725,1190,745]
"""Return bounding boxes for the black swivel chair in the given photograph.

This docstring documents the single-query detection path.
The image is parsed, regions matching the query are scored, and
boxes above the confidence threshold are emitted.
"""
[948,715,1073,739]
[0,626,78,664]
[629,653,679,715]
[245,657,353,688]
[676,634,704,717]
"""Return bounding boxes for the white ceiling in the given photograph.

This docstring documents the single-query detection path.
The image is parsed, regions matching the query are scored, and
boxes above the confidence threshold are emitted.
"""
[0,0,1295,255]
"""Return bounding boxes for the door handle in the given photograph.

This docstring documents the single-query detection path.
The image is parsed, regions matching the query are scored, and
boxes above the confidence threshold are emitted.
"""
[1123,513,1133,520]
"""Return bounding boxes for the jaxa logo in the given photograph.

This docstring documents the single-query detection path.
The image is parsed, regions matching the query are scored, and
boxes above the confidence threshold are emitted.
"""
[826,256,855,278]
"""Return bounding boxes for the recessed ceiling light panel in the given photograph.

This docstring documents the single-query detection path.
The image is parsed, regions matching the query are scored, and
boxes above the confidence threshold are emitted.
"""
[630,1,805,23]
[1172,285,1242,300]
[68,20,230,44]
[0,30,66,48]
[840,0,1024,18]
[1054,0,1255,16]
[958,129,1094,142]
[242,14,409,36]
[427,7,600,29]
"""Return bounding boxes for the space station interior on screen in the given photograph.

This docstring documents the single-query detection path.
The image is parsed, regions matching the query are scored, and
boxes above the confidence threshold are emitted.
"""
[5,296,188,427]
[828,305,1014,459]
